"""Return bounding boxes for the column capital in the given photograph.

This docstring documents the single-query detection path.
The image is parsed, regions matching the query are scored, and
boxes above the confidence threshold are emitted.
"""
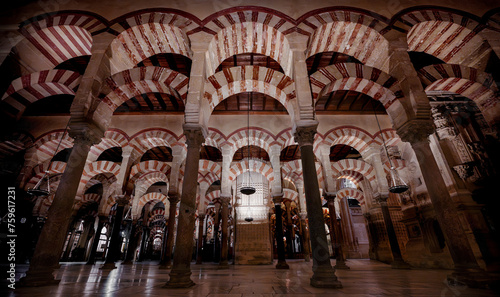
[198,213,206,220]
[183,124,205,148]
[115,195,129,207]
[294,121,319,147]
[168,193,180,204]
[272,192,284,205]
[68,122,103,146]
[220,196,231,205]
[374,193,389,204]
[323,192,337,202]
[396,119,435,144]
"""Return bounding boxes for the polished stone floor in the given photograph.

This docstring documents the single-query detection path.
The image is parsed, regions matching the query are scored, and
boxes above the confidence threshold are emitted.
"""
[2,259,499,296]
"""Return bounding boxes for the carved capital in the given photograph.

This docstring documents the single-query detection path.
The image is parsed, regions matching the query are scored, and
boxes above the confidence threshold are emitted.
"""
[396,120,435,144]
[272,192,284,205]
[115,195,129,207]
[220,196,231,206]
[167,193,180,204]
[453,164,473,180]
[198,213,206,220]
[68,121,103,146]
[294,121,318,147]
[323,192,336,202]
[374,193,389,204]
[183,124,205,148]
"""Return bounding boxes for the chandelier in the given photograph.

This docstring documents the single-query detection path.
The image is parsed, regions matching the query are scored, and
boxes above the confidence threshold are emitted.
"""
[240,98,256,195]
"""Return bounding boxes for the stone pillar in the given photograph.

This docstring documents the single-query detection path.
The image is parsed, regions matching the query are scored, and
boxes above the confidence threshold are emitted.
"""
[339,198,358,254]
[101,195,128,269]
[165,125,204,288]
[87,216,106,265]
[219,196,230,268]
[398,120,490,286]
[122,220,139,264]
[196,214,206,264]
[325,193,349,269]
[377,195,410,269]
[159,193,179,268]
[213,200,221,262]
[19,130,101,286]
[299,212,311,262]
[137,227,149,262]
[294,122,342,288]
[283,200,294,257]
[273,193,289,269]
[61,219,78,261]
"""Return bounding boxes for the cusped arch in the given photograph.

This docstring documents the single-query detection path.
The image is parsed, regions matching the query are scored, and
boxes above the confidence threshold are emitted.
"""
[2,70,81,118]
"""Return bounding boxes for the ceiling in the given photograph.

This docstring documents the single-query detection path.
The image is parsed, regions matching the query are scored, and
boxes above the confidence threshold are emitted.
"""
[213,92,287,114]
[280,145,301,162]
[137,53,192,77]
[114,92,185,114]
[232,145,270,162]
[200,145,222,162]
[306,51,362,75]
[330,144,362,162]
[97,147,123,163]
[216,53,283,73]
[140,146,173,162]
[315,90,386,114]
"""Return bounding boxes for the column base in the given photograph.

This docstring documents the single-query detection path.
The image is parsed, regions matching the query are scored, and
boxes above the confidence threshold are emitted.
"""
[310,266,342,288]
[334,261,350,270]
[276,260,289,269]
[18,267,60,287]
[448,268,495,289]
[391,260,411,269]
[164,269,195,288]
[100,262,117,270]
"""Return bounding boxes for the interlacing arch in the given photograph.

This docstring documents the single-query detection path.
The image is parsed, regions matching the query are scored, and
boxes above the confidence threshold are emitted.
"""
[397,7,490,69]
[88,129,129,162]
[1,70,81,119]
[418,64,500,125]
[14,11,106,72]
[107,10,198,74]
[299,8,391,72]
[203,8,295,76]
[228,159,274,183]
[202,65,297,124]
[337,187,365,206]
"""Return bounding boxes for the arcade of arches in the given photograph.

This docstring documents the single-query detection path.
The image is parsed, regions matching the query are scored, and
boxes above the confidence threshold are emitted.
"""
[1,0,500,293]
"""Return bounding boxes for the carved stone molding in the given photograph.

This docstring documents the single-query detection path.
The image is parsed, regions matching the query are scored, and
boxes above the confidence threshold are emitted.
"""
[453,164,473,180]
[396,120,435,144]
[294,122,318,147]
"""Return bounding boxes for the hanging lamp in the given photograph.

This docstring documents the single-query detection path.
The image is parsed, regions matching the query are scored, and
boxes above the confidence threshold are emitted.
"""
[372,101,409,194]
[240,95,256,195]
[27,122,69,197]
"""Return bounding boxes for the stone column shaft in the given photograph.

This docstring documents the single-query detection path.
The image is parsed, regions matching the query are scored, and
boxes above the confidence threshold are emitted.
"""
[159,194,179,268]
[122,221,138,264]
[295,123,342,288]
[219,197,230,267]
[273,194,289,269]
[101,196,128,269]
[20,133,99,286]
[196,214,206,264]
[300,212,311,262]
[326,195,349,269]
[86,216,106,265]
[165,126,204,288]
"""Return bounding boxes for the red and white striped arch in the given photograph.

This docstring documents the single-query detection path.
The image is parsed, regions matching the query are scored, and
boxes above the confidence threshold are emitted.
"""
[26,161,66,190]
[204,9,295,76]
[310,63,401,108]
[33,130,74,164]
[274,129,296,149]
[302,11,390,72]
[205,129,227,150]
[205,190,221,206]
[137,192,169,213]
[337,187,365,205]
[337,170,364,186]
[83,173,115,193]
[2,70,81,118]
[331,159,376,182]
[401,9,489,69]
[283,188,298,204]
[322,126,373,156]
[383,159,406,174]
[199,160,222,176]
[372,129,401,148]
[97,67,189,122]
[135,171,169,196]
[88,130,129,162]
[282,160,302,179]
[203,65,296,119]
[74,193,102,210]
[229,159,274,183]
[198,172,219,188]
[129,128,184,160]
[109,11,195,74]
[16,12,105,71]
[226,127,274,158]
[81,160,121,186]
[129,161,171,183]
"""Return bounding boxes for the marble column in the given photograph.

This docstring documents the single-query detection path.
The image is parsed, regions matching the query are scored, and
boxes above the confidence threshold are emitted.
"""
[86,216,107,265]
[273,193,289,269]
[295,123,342,288]
[19,130,101,286]
[61,219,78,261]
[101,196,128,269]
[159,194,179,269]
[165,125,204,288]
[377,195,410,269]
[122,220,138,264]
[300,212,311,262]
[196,214,206,264]
[219,196,230,268]
[398,120,490,287]
[325,194,349,269]
[213,201,221,262]
[137,227,149,262]
[284,200,294,257]
[339,198,358,254]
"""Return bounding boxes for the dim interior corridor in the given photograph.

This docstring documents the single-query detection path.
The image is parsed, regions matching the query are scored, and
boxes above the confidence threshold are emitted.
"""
[3,259,499,297]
